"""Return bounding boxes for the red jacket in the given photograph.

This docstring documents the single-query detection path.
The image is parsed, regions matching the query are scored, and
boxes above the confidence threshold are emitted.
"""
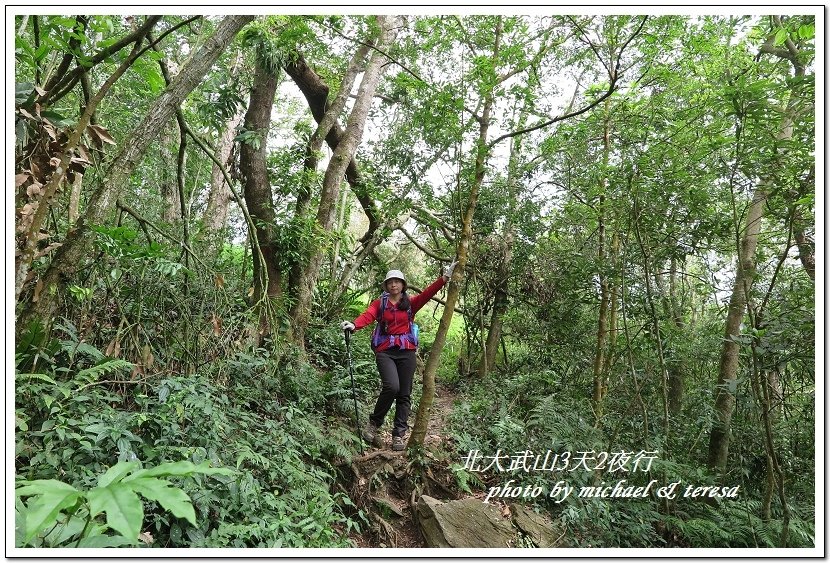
[352,276,447,351]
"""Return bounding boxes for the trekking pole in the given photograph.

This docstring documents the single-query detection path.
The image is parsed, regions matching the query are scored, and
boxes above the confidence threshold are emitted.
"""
[344,328,364,455]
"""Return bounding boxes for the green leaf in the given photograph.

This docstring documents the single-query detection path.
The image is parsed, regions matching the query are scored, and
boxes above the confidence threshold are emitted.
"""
[76,358,133,381]
[16,82,35,105]
[76,534,136,548]
[86,483,143,543]
[41,110,75,128]
[146,66,165,94]
[16,479,78,498]
[41,513,87,546]
[53,16,79,28]
[128,478,196,525]
[22,486,81,544]
[34,43,50,62]
[125,460,233,481]
[774,28,788,46]
[124,460,197,480]
[97,461,140,488]
[795,194,814,207]
[798,24,814,40]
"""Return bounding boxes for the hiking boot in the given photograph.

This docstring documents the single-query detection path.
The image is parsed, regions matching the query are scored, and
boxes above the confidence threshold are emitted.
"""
[392,436,405,451]
[362,422,378,444]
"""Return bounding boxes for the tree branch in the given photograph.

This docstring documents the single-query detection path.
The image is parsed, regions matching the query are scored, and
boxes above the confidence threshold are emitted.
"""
[39,16,170,106]
[116,199,209,270]
[407,284,464,315]
[316,16,423,83]
[488,16,647,148]
[397,226,452,261]
[410,204,457,243]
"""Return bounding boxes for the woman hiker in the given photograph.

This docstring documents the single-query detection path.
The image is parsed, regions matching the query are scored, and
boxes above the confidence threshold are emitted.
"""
[341,262,457,451]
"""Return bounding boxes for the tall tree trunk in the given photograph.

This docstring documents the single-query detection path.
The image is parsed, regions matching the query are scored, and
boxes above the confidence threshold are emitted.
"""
[283,53,382,246]
[19,14,254,328]
[239,60,281,337]
[657,254,686,415]
[592,101,612,425]
[409,98,493,447]
[200,106,242,259]
[202,50,244,252]
[287,41,370,310]
[707,22,806,470]
[477,112,524,378]
[478,242,511,378]
[601,233,620,378]
[410,18,501,448]
[288,15,397,348]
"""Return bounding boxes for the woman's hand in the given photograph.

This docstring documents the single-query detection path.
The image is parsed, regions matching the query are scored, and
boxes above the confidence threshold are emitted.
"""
[443,260,458,281]
[341,321,355,332]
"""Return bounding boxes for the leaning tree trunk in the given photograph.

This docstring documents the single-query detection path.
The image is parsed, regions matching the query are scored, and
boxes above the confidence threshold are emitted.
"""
[409,96,493,447]
[707,29,805,469]
[239,60,282,339]
[283,53,382,246]
[409,18,502,448]
[288,15,397,348]
[286,41,370,312]
[19,14,254,329]
[707,181,772,468]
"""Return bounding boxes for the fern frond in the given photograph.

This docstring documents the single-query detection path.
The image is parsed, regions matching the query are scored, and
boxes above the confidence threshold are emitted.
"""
[16,372,58,385]
[76,359,134,381]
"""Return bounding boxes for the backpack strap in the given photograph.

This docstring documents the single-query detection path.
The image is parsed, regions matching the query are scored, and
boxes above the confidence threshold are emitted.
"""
[380,292,388,332]
[371,293,388,350]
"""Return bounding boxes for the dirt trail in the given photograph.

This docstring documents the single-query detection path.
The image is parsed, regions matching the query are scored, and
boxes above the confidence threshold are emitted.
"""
[343,381,462,548]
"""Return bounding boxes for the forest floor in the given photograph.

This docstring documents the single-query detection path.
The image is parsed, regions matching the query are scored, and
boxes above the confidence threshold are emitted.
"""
[342,381,463,548]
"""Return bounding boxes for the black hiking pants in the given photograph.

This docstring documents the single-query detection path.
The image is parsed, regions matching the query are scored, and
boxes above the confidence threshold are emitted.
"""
[370,348,417,438]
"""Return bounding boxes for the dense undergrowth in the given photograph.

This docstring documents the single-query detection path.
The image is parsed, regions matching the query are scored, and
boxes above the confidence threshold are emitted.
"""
[15,308,815,550]
[445,360,816,548]
[14,319,384,548]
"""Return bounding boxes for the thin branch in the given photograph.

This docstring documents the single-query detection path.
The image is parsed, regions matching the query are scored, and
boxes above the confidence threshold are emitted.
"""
[115,199,209,270]
[43,16,198,107]
[488,16,647,148]
[410,204,457,242]
[495,23,556,85]
[566,16,610,77]
[397,226,452,261]
[39,16,89,100]
[316,16,424,83]
[181,124,266,275]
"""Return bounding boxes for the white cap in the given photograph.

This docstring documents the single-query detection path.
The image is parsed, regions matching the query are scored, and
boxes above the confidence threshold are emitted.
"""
[383,269,407,289]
